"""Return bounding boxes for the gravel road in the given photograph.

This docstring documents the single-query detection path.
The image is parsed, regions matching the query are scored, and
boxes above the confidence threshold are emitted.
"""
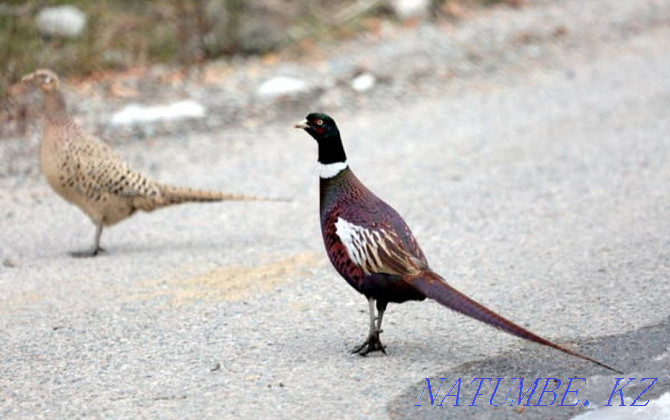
[1,0,669,418]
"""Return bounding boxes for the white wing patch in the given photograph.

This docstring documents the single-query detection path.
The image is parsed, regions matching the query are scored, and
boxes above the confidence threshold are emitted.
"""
[335,217,403,275]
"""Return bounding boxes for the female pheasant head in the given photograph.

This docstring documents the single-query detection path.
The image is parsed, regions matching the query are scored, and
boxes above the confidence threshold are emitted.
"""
[295,113,348,175]
[22,69,61,94]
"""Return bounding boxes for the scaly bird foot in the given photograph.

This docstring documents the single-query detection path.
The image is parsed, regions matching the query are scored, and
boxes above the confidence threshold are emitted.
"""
[70,246,105,258]
[351,331,386,356]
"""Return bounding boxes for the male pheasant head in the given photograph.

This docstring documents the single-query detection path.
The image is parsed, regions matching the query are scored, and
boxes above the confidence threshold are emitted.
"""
[22,69,61,94]
[295,113,340,143]
[295,113,347,171]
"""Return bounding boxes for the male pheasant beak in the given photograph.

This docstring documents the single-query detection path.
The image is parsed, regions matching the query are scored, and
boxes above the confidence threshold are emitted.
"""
[294,119,309,129]
[21,73,35,84]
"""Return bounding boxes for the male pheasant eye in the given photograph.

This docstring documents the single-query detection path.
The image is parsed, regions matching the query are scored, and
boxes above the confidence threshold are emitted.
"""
[315,119,323,126]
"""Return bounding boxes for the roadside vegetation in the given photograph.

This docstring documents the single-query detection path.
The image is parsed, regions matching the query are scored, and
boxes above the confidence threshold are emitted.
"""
[0,0,520,98]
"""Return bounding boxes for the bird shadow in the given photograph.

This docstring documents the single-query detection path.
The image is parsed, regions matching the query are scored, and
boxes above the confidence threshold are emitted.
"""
[388,316,670,419]
[102,238,221,257]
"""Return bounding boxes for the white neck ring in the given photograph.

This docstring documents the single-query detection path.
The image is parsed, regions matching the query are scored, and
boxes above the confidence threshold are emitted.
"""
[319,161,348,179]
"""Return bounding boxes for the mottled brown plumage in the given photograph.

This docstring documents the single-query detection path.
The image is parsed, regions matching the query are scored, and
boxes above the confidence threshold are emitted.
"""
[22,69,269,257]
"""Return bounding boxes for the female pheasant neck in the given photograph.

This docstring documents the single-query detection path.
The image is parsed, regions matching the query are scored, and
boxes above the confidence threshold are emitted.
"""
[43,89,69,123]
[318,135,348,179]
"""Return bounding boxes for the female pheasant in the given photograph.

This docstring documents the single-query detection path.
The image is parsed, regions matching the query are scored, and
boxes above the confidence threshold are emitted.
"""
[296,112,619,373]
[22,69,274,257]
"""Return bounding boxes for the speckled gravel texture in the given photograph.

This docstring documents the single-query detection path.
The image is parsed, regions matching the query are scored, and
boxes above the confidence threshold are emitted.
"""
[1,0,669,418]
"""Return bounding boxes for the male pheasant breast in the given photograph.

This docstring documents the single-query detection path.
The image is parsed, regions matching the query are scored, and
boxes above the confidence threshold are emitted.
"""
[320,166,427,262]
[328,215,429,304]
[320,170,428,301]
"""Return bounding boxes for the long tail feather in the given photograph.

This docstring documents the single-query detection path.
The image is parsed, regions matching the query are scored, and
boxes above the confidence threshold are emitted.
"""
[158,184,286,206]
[408,270,621,373]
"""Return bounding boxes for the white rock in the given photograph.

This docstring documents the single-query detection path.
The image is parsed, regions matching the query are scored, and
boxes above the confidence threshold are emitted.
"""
[351,73,376,92]
[36,6,87,38]
[391,0,430,20]
[257,76,308,98]
[111,100,206,126]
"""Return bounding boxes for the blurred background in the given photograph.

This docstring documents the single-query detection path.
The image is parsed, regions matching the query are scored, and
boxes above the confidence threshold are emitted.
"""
[1,0,517,134]
[0,1,519,85]
[2,0,664,180]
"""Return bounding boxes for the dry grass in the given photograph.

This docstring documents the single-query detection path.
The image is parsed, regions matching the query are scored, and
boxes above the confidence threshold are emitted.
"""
[1,1,198,97]
[0,1,376,96]
[0,0,516,120]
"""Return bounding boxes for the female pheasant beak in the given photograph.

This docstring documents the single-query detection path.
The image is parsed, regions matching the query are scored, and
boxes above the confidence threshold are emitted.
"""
[294,119,309,129]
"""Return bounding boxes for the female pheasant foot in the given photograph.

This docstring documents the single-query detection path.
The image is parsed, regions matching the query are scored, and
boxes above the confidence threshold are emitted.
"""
[70,224,104,257]
[70,246,105,258]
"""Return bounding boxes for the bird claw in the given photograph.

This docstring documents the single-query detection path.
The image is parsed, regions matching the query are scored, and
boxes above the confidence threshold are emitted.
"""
[351,331,386,356]
[70,246,105,258]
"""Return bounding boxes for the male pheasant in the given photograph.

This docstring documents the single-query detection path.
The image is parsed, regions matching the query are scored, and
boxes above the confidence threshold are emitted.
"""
[296,112,620,373]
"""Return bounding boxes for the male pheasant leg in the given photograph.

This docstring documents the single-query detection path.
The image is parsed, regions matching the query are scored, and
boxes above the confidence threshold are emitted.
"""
[351,297,386,355]
[70,224,104,257]
[376,306,385,332]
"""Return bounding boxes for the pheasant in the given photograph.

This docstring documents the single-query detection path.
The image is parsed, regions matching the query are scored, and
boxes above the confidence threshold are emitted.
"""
[22,69,274,257]
[295,112,620,373]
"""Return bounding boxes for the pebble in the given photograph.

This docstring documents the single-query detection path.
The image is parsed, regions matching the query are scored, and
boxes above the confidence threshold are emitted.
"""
[351,73,376,92]
[391,0,431,20]
[110,101,207,126]
[36,5,87,38]
[257,76,308,99]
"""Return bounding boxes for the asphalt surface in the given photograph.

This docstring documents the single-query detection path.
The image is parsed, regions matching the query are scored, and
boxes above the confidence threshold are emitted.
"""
[1,3,669,419]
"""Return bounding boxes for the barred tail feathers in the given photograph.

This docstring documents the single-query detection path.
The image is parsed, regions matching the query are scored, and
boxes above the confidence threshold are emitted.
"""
[159,184,276,206]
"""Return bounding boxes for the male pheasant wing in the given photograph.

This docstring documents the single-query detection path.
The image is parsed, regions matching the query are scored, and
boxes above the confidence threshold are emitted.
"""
[334,205,428,277]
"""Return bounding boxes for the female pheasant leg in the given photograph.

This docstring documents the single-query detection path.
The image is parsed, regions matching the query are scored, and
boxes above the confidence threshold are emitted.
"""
[70,224,104,257]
